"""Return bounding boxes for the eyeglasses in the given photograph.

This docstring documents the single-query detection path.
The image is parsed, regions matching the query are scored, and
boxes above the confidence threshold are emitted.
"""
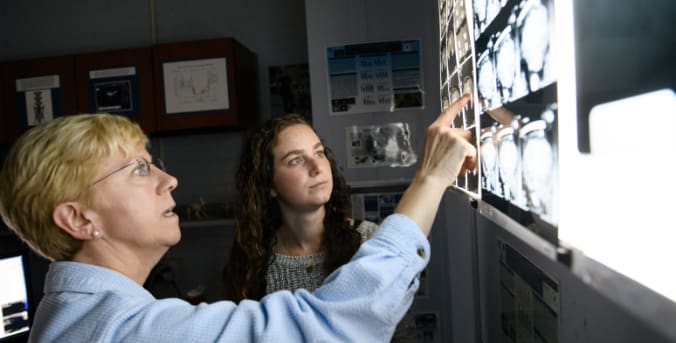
[91,156,166,186]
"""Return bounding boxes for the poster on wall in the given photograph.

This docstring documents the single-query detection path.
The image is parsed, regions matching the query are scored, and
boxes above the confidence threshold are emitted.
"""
[439,0,559,234]
[345,122,417,168]
[327,40,424,115]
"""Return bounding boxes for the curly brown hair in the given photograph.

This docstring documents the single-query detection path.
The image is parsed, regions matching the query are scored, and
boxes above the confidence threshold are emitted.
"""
[222,114,362,302]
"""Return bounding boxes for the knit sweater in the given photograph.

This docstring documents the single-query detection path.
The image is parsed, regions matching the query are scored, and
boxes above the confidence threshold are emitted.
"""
[265,221,378,294]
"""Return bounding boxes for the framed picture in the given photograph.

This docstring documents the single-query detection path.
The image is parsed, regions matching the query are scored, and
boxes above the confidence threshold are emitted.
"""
[1,55,77,142]
[75,47,157,133]
[152,38,258,131]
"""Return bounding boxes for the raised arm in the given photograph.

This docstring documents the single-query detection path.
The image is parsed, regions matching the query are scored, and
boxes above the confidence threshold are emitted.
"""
[395,94,477,235]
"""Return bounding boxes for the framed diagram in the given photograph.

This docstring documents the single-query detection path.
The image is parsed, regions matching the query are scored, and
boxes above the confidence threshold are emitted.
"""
[75,47,157,133]
[1,55,77,143]
[162,57,230,114]
[152,38,258,131]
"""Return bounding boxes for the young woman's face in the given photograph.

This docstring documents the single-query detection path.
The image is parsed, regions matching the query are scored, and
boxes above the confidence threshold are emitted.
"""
[89,147,180,256]
[271,124,333,213]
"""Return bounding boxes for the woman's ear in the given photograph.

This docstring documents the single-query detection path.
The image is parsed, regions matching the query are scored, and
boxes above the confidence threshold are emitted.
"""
[52,202,96,240]
[270,188,278,198]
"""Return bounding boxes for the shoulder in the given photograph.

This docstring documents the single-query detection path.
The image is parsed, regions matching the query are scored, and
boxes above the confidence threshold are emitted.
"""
[355,220,379,241]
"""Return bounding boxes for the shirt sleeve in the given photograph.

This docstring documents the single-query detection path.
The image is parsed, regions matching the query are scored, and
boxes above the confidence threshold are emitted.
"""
[115,214,430,343]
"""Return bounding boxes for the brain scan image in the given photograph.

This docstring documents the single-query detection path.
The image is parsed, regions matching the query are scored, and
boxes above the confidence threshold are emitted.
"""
[519,0,550,91]
[473,0,488,33]
[497,127,519,201]
[495,26,519,101]
[481,129,499,194]
[520,120,553,212]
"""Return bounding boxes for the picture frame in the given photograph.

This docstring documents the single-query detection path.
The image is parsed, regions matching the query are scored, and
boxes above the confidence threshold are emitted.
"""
[1,55,77,143]
[75,47,157,133]
[152,38,258,131]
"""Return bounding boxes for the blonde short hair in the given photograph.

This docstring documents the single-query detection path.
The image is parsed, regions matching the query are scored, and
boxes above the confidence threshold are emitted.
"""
[0,114,148,261]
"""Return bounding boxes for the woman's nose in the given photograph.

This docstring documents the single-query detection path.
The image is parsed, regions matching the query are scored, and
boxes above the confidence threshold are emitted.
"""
[155,165,178,192]
[307,157,322,176]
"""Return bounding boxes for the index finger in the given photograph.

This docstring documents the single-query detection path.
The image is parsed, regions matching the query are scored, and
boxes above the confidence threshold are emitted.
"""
[434,94,471,127]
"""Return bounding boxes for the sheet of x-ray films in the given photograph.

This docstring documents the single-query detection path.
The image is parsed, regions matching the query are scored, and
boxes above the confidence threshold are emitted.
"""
[345,122,418,168]
[439,0,480,198]
[474,0,559,228]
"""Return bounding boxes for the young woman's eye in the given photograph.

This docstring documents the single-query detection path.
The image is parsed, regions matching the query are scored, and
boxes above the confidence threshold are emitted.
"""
[288,157,303,166]
[315,150,326,158]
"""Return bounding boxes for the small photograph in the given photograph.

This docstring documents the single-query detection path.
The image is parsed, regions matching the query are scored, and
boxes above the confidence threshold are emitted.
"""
[25,89,54,126]
[95,80,133,112]
[346,122,417,168]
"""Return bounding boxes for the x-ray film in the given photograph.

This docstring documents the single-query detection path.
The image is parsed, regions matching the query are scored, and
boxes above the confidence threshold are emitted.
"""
[439,0,480,197]
[439,0,559,233]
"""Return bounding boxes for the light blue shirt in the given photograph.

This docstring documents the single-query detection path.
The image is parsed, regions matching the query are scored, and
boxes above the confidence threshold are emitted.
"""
[29,214,430,342]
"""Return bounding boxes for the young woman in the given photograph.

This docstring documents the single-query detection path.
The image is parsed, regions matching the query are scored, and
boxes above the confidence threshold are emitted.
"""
[222,114,418,340]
